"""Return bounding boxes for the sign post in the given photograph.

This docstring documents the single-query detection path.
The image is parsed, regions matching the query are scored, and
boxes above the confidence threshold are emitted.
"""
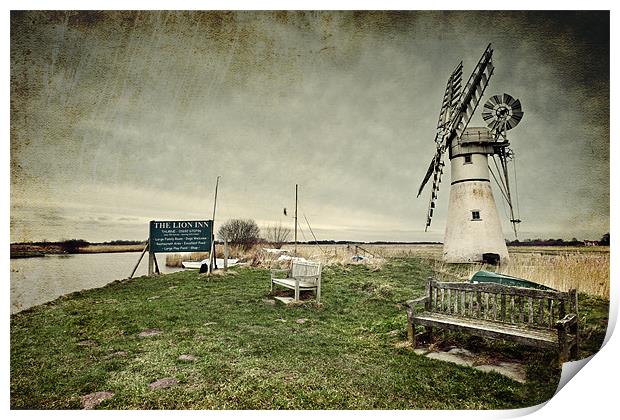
[148,220,212,276]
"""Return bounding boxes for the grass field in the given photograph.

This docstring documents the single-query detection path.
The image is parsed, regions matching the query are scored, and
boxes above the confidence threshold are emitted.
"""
[10,258,608,409]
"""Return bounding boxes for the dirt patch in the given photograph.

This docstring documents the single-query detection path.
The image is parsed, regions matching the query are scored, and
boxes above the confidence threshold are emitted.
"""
[149,377,179,390]
[178,354,198,362]
[80,391,114,409]
[138,328,163,338]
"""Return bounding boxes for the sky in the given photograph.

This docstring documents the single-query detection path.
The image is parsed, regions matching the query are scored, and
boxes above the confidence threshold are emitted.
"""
[9,10,610,243]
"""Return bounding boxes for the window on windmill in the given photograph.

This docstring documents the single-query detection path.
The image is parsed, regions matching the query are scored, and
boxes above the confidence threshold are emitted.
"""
[471,210,481,221]
[464,154,472,164]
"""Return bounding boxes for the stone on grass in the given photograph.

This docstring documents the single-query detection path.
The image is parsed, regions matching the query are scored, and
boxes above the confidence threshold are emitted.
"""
[80,391,114,409]
[77,340,97,347]
[149,377,179,390]
[111,351,127,357]
[296,318,308,324]
[138,328,163,338]
[415,345,527,383]
[178,354,198,362]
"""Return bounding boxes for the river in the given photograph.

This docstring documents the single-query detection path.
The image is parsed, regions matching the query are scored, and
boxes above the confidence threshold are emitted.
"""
[10,252,184,314]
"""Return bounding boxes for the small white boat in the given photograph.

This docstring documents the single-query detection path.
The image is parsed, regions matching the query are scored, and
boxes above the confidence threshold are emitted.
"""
[182,258,239,269]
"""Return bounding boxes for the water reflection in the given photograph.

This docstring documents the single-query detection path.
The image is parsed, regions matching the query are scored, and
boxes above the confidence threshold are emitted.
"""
[10,252,183,314]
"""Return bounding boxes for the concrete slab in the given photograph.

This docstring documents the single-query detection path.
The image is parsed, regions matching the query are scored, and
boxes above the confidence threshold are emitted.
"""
[274,296,295,304]
[418,346,527,383]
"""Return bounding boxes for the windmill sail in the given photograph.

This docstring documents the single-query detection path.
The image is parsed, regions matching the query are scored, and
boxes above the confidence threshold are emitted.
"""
[450,43,495,144]
[436,62,463,136]
[418,45,494,230]
[418,62,463,198]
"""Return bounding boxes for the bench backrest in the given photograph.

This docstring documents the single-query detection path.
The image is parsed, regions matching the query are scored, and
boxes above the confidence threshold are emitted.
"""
[291,260,322,282]
[426,279,577,330]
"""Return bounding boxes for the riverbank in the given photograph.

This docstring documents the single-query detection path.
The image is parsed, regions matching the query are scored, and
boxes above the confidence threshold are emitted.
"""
[10,243,145,258]
[10,258,608,409]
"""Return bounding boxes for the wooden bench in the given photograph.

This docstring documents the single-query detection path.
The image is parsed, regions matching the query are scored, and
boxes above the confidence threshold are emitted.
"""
[406,279,579,362]
[271,260,322,303]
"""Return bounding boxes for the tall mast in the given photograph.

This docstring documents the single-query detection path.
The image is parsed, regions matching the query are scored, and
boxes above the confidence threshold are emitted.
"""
[208,175,220,274]
[294,184,298,256]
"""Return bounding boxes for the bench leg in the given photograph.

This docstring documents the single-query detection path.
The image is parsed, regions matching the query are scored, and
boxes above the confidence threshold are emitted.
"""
[406,306,416,348]
[571,323,580,360]
[294,284,300,301]
[570,341,579,360]
[316,283,321,304]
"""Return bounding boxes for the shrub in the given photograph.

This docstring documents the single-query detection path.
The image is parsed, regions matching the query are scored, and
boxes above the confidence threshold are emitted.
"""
[218,219,261,250]
[263,222,291,248]
[59,239,90,253]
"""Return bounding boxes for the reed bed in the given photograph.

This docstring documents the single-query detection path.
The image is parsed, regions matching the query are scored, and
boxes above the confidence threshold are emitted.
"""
[165,243,609,298]
[432,248,610,299]
[287,244,609,298]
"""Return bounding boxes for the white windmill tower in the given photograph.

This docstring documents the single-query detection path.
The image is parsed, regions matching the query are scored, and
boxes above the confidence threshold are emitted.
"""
[417,44,524,264]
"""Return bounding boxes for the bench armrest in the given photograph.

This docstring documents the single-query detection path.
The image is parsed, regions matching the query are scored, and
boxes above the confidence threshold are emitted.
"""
[406,296,429,308]
[556,313,578,329]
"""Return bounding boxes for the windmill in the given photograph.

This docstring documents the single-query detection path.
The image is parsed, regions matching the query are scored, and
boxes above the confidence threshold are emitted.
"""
[417,44,524,264]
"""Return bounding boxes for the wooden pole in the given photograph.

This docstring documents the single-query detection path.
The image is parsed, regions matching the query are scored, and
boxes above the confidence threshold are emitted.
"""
[153,254,160,275]
[208,176,221,274]
[223,237,228,272]
[129,242,149,279]
[148,251,154,276]
[294,183,298,256]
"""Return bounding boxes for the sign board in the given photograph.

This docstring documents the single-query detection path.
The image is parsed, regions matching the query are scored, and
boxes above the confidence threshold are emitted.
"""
[149,220,212,253]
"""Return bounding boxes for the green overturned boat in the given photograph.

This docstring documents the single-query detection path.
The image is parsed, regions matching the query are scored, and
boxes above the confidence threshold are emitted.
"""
[469,271,557,291]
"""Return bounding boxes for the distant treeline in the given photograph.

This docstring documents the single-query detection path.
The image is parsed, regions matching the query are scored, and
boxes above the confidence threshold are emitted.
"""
[12,239,146,253]
[212,239,443,246]
[507,233,609,247]
[13,239,146,247]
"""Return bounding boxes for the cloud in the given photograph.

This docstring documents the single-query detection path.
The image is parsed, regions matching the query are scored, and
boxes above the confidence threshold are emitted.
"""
[10,11,609,242]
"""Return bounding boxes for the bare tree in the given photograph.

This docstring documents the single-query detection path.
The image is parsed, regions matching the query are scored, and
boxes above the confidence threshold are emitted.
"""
[263,222,291,248]
[218,219,261,250]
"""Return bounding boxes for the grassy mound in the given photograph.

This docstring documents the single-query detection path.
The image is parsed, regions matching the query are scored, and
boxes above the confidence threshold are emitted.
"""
[10,258,608,409]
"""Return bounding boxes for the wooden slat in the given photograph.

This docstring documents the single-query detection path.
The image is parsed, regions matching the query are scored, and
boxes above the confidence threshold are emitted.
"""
[476,290,482,318]
[411,312,559,348]
[528,297,534,325]
[538,298,544,325]
[548,299,554,327]
[500,294,506,322]
[447,288,452,314]
[510,295,515,323]
[519,296,524,323]
[440,288,445,312]
[461,290,466,316]
[430,280,568,299]
[559,298,566,320]
[454,289,459,314]
[433,287,438,311]
[484,293,489,319]
[493,294,498,321]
